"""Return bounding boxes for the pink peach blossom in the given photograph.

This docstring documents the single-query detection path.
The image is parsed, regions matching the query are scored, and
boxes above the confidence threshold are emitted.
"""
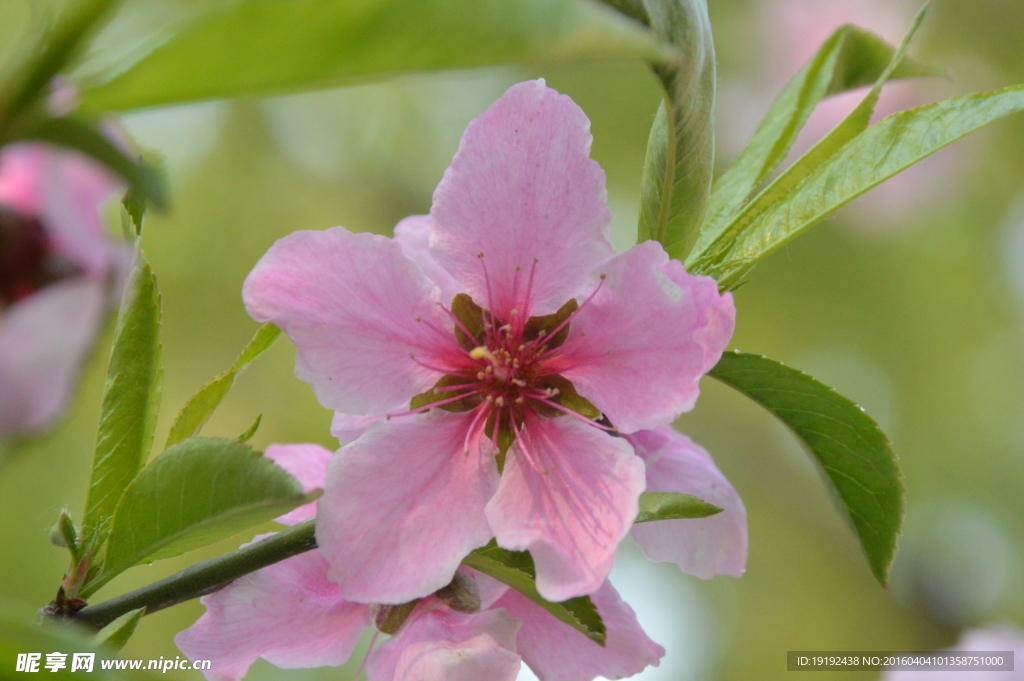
[626,427,747,579]
[0,142,128,439]
[243,80,736,605]
[176,442,664,681]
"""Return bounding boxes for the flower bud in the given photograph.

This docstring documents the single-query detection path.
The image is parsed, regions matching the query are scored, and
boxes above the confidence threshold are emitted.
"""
[434,570,481,613]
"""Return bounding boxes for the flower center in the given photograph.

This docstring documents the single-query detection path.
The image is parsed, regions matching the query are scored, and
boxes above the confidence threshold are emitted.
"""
[403,262,611,467]
[0,206,78,313]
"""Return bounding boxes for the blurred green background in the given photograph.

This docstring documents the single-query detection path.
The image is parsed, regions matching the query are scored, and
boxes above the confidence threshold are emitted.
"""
[2,0,1023,679]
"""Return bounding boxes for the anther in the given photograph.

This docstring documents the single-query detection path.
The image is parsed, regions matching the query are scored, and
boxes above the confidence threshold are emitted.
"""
[470,346,498,364]
[415,316,422,321]
[495,397,505,407]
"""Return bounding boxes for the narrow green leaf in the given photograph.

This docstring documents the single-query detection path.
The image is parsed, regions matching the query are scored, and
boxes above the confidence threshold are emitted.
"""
[692,9,924,280]
[166,324,281,447]
[7,116,167,211]
[690,7,928,280]
[624,0,716,259]
[698,83,1024,288]
[78,0,669,113]
[702,22,940,239]
[82,250,162,542]
[709,351,903,585]
[86,437,314,596]
[634,491,722,523]
[90,608,145,653]
[238,414,262,443]
[462,543,606,645]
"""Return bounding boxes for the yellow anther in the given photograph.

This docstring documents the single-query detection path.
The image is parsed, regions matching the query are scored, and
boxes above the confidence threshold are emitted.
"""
[510,309,519,316]
[495,396,505,407]
[477,372,486,380]
[470,346,498,364]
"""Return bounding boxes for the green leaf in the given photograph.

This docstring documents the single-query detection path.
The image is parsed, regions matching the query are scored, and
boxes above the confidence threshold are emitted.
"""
[6,116,167,211]
[690,10,941,287]
[696,82,1024,288]
[82,250,162,542]
[462,543,606,645]
[702,22,940,239]
[90,608,145,653]
[166,324,281,447]
[238,414,262,443]
[634,491,722,523]
[85,437,315,596]
[78,0,669,113]
[625,0,717,259]
[708,351,903,585]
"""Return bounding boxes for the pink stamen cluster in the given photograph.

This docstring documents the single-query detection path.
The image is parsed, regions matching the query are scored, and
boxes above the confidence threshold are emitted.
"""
[399,256,612,455]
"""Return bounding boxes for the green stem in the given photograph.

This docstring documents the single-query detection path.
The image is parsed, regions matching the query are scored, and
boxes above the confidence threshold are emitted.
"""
[70,520,316,630]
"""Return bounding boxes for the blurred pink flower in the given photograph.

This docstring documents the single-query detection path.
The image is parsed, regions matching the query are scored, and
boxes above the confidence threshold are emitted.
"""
[0,142,128,439]
[176,443,664,681]
[880,624,1024,680]
[243,80,737,606]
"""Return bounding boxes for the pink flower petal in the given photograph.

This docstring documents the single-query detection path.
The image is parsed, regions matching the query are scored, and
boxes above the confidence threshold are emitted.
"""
[627,427,747,579]
[38,146,124,276]
[484,413,645,602]
[393,214,462,306]
[0,142,123,276]
[0,278,106,437]
[330,411,388,446]
[463,569,512,610]
[493,579,664,681]
[0,143,46,215]
[317,411,499,604]
[264,443,333,525]
[367,603,521,681]
[430,79,614,319]
[554,241,735,434]
[242,227,462,416]
[174,542,371,681]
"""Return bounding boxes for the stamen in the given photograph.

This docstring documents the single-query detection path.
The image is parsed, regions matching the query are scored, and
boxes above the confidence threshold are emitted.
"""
[355,630,380,681]
[521,258,539,319]
[469,346,499,365]
[436,302,479,344]
[511,417,544,473]
[385,389,484,419]
[524,391,617,431]
[408,353,475,377]
[463,402,490,455]
[414,315,472,356]
[478,253,498,318]
[510,266,522,318]
[529,274,607,359]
